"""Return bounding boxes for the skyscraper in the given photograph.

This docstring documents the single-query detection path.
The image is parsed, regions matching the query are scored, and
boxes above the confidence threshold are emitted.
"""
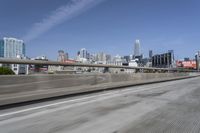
[58,50,67,62]
[96,52,107,62]
[80,48,87,59]
[0,37,25,58]
[134,40,140,57]
[149,50,153,59]
[0,37,27,75]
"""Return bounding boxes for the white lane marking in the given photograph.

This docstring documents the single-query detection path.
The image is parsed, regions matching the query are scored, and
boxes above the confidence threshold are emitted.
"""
[0,88,148,126]
[0,79,198,126]
[0,85,167,125]
[2,77,195,119]
[0,83,173,118]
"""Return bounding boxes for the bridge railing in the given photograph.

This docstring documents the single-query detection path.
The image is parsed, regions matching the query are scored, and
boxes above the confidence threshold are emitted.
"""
[0,58,197,73]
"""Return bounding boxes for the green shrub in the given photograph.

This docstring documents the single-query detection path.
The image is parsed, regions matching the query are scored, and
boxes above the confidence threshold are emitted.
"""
[0,67,15,75]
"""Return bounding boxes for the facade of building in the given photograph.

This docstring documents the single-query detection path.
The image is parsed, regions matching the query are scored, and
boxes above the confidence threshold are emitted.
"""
[0,40,4,57]
[106,54,112,62]
[149,50,153,59]
[0,37,27,75]
[80,48,88,59]
[58,50,68,62]
[97,52,106,62]
[152,50,175,68]
[11,55,29,75]
[184,58,190,61]
[65,52,69,60]
[0,37,25,58]
[196,51,200,71]
[176,60,196,69]
[29,56,48,73]
[134,40,140,57]
[124,55,131,62]
[92,52,112,64]
[111,55,127,66]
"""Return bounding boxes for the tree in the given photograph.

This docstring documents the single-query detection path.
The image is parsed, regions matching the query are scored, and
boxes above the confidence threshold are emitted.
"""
[0,67,15,75]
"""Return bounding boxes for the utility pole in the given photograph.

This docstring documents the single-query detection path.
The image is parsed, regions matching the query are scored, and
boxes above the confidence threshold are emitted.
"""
[196,52,200,72]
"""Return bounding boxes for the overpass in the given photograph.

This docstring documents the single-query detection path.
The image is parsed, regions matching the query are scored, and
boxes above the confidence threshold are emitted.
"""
[0,58,197,72]
[0,59,200,133]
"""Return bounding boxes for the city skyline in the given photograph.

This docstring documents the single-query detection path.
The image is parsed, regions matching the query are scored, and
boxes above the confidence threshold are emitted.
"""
[0,0,200,59]
[0,36,197,62]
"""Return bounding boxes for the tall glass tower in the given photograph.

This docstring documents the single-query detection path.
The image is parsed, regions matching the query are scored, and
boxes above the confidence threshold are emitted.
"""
[134,40,140,56]
[0,37,25,58]
[0,40,4,57]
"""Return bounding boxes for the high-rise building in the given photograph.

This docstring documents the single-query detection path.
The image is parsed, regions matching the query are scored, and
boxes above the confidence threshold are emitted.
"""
[95,52,112,62]
[149,50,153,59]
[80,48,88,59]
[97,52,106,62]
[86,52,90,60]
[65,52,69,60]
[58,50,67,62]
[106,54,112,62]
[0,37,27,75]
[0,37,25,58]
[0,40,4,57]
[134,40,140,57]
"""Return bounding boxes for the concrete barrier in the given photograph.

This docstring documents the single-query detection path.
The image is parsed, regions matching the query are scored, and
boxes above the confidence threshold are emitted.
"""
[0,73,199,106]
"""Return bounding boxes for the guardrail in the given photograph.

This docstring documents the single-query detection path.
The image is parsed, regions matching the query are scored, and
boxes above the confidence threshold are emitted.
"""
[0,58,197,72]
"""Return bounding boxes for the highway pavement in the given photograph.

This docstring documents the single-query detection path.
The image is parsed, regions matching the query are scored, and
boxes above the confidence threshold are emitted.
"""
[0,77,200,133]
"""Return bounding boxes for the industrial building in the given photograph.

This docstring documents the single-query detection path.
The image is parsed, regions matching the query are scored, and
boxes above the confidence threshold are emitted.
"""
[152,50,175,68]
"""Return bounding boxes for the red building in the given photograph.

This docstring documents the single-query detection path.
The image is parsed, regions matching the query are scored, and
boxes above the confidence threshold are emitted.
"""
[176,60,196,69]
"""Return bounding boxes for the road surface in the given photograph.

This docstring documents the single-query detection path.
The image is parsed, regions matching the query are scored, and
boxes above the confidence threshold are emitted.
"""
[0,77,200,133]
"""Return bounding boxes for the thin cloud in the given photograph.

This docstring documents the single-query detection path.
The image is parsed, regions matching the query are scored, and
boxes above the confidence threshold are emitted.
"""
[23,0,105,42]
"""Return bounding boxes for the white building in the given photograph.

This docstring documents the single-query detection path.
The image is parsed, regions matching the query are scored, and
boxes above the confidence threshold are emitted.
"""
[11,55,29,75]
[0,37,28,75]
[129,60,138,67]
[1,37,25,58]
[112,55,126,65]
[80,48,88,59]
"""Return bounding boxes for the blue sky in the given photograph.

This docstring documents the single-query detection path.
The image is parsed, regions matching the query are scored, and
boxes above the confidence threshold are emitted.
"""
[0,0,199,60]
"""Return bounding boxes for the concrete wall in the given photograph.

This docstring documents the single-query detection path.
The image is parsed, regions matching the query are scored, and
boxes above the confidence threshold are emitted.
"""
[0,73,199,106]
[0,73,190,86]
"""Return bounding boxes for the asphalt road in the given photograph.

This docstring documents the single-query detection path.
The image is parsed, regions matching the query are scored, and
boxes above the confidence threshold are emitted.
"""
[0,77,200,133]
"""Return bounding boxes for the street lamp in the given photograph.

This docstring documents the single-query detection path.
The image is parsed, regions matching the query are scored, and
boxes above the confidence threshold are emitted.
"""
[195,52,200,71]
